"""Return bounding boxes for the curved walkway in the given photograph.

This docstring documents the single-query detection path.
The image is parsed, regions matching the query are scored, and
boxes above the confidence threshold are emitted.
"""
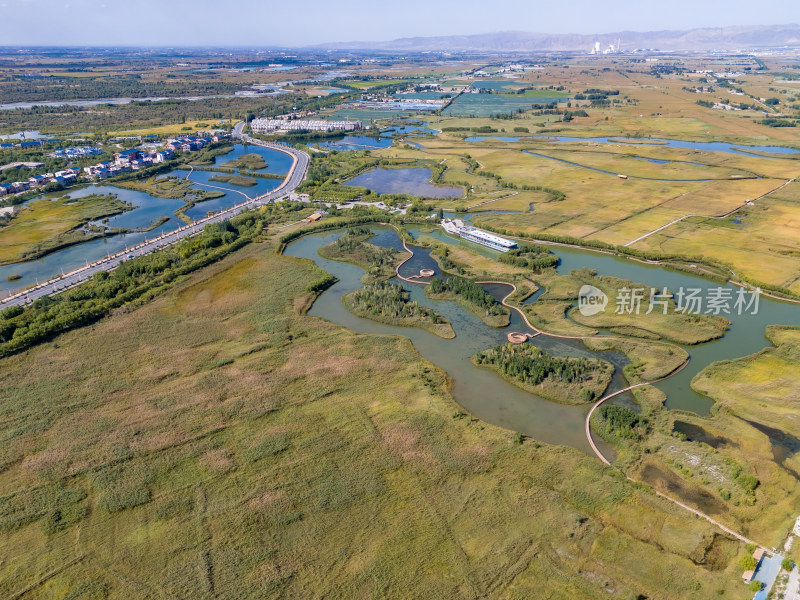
[391,233,768,550]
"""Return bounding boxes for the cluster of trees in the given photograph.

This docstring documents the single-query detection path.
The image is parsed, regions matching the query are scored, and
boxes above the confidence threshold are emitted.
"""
[0,85,352,134]
[428,276,503,317]
[561,110,589,122]
[333,227,399,271]
[727,459,760,495]
[759,118,796,128]
[599,405,644,439]
[350,281,445,323]
[2,75,245,103]
[574,89,619,101]
[497,244,559,271]
[475,343,607,388]
[0,212,269,356]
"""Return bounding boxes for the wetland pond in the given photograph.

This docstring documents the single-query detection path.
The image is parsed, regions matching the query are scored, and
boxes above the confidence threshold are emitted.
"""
[344,168,463,198]
[285,225,800,455]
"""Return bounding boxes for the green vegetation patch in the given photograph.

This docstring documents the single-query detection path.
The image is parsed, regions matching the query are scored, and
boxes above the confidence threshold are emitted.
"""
[221,153,268,170]
[208,174,258,187]
[318,227,406,283]
[345,281,454,339]
[600,405,646,440]
[583,337,688,384]
[426,276,510,328]
[497,242,559,271]
[473,342,613,404]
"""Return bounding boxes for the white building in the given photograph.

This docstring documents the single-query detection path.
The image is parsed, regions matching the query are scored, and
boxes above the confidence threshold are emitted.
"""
[250,118,362,134]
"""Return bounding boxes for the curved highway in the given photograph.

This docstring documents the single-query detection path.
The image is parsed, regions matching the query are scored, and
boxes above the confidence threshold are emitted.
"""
[0,134,309,308]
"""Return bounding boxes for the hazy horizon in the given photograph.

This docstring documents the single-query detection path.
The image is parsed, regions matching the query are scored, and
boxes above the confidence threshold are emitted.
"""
[1,0,798,47]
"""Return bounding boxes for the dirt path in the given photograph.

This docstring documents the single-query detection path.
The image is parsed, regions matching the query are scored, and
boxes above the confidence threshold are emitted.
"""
[624,176,797,247]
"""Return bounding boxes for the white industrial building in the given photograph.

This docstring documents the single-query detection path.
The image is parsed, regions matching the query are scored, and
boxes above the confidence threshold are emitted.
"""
[441,219,517,252]
[250,118,362,134]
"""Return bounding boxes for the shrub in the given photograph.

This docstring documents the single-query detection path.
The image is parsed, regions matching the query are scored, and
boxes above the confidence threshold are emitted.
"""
[738,555,757,571]
[736,473,759,492]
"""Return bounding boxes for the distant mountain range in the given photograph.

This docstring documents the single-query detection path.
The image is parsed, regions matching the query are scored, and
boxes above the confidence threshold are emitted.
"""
[319,25,800,52]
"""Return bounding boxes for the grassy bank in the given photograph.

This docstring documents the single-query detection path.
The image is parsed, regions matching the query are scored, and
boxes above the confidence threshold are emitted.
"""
[583,337,688,384]
[0,193,133,265]
[222,152,268,170]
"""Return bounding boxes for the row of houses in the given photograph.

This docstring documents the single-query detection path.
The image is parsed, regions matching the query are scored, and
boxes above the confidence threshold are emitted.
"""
[1,133,231,195]
[48,146,104,159]
[165,132,230,152]
[83,148,175,180]
[250,118,362,134]
[0,168,81,197]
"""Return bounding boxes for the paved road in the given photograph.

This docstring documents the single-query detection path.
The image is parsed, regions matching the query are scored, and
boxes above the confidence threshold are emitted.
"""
[0,135,309,308]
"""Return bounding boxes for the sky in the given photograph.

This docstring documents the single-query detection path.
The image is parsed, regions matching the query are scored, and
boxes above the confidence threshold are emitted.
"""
[0,0,798,46]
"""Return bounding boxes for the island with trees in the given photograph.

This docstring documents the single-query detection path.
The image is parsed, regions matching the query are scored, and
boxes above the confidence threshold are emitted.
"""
[426,275,510,327]
[344,281,454,338]
[473,342,613,404]
[318,227,407,283]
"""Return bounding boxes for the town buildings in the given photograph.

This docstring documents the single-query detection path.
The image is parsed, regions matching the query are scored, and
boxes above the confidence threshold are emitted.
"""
[250,118,362,134]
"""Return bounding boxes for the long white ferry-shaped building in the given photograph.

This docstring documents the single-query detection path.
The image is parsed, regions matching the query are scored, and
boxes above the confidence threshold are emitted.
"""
[440,219,517,252]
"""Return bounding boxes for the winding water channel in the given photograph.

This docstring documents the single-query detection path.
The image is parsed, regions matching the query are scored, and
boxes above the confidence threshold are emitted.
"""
[284,225,800,456]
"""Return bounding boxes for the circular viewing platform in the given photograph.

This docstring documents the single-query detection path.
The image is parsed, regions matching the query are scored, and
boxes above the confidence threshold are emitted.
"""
[507,332,530,344]
[419,269,435,277]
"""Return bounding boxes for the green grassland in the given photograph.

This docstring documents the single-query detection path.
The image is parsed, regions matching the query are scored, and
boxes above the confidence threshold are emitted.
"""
[521,269,729,344]
[568,273,730,345]
[442,93,567,117]
[0,230,752,599]
[0,193,132,265]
